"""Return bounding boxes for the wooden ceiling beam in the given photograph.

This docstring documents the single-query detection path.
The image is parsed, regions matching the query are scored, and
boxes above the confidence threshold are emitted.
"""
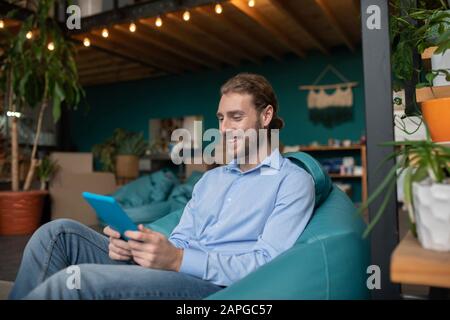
[110,26,200,72]
[164,12,245,66]
[194,6,283,61]
[76,49,124,67]
[114,24,213,70]
[88,30,183,74]
[81,68,163,87]
[139,17,237,67]
[71,34,167,73]
[80,65,155,80]
[166,11,261,65]
[229,0,306,58]
[78,58,128,72]
[79,62,145,78]
[135,21,222,70]
[267,0,329,55]
[314,0,355,52]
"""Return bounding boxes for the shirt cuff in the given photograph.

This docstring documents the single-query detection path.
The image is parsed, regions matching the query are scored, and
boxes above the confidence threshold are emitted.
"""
[179,247,208,279]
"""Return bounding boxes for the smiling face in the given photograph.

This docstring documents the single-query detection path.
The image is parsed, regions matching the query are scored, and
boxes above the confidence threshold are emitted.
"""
[216,92,273,161]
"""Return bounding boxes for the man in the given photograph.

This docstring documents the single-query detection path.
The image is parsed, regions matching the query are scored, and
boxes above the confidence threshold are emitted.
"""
[9,73,315,300]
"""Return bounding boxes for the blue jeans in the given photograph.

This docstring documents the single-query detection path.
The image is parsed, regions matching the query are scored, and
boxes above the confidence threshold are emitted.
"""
[8,219,224,300]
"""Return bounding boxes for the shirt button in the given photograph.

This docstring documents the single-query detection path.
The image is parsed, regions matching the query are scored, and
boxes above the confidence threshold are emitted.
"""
[227,198,231,202]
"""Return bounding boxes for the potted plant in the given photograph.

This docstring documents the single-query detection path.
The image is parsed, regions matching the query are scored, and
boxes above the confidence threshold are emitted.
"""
[0,0,84,235]
[116,131,147,179]
[93,128,147,179]
[358,130,450,251]
[390,0,450,142]
[92,128,128,172]
[36,156,59,191]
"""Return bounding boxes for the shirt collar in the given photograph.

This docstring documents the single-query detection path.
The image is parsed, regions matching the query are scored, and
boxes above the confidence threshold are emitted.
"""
[226,148,282,173]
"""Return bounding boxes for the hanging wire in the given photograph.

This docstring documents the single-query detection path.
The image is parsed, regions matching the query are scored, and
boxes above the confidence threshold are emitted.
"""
[393,113,423,135]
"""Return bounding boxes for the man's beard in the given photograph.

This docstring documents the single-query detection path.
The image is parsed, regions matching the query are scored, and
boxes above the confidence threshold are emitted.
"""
[224,121,268,164]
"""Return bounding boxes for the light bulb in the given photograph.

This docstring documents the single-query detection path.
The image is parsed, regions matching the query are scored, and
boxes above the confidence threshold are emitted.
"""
[0,20,4,29]
[183,11,190,21]
[129,22,136,32]
[26,31,33,39]
[248,0,255,7]
[83,37,90,47]
[155,16,163,27]
[47,42,55,51]
[215,3,223,14]
[101,28,109,38]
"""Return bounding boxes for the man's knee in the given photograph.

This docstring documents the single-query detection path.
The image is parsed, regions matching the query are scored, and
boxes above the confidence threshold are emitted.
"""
[27,219,86,249]
[37,219,85,237]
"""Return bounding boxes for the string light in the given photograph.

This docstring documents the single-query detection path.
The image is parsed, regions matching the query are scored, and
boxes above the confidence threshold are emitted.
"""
[26,31,33,39]
[183,10,190,21]
[47,42,55,51]
[83,37,90,47]
[215,3,223,14]
[101,28,109,38]
[155,16,163,27]
[0,20,4,29]
[248,0,255,7]
[129,22,136,32]
[6,111,22,118]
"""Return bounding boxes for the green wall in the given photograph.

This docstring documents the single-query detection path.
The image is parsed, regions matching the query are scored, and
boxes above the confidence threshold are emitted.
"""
[69,47,365,153]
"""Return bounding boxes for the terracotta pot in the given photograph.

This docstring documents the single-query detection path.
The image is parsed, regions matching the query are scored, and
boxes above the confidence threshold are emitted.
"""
[421,97,450,142]
[115,155,139,179]
[0,190,48,235]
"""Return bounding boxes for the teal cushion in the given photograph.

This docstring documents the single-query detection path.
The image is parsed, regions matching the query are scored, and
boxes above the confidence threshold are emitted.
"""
[112,169,178,208]
[185,171,203,186]
[123,201,173,225]
[284,152,332,207]
[147,208,183,237]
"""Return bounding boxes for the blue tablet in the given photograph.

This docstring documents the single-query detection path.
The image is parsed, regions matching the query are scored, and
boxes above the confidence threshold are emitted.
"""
[82,192,137,240]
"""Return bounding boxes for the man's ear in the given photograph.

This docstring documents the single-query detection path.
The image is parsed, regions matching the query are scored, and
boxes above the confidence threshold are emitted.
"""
[261,105,274,128]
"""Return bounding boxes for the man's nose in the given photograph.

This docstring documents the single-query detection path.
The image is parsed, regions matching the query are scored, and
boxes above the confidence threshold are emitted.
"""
[220,118,231,133]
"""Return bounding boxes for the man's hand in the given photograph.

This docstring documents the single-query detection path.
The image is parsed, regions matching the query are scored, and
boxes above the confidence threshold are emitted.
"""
[125,224,184,272]
[103,226,132,261]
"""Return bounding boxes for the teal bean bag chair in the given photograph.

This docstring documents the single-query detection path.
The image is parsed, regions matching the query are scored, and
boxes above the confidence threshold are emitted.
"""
[148,152,371,300]
[107,169,203,225]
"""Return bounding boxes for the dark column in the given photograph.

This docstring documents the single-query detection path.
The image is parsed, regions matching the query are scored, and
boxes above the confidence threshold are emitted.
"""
[360,0,401,299]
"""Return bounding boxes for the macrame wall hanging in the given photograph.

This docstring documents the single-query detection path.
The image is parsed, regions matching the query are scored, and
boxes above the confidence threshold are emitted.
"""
[299,65,358,128]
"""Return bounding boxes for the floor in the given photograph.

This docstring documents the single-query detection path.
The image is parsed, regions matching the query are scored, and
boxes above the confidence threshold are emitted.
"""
[0,209,434,299]
[0,234,30,282]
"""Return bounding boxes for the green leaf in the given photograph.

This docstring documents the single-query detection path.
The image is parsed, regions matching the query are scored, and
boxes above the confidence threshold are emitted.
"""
[362,179,397,238]
[52,82,65,122]
[425,71,437,84]
[53,93,61,122]
[54,82,66,102]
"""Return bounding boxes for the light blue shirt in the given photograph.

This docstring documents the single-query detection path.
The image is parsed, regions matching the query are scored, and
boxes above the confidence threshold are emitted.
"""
[169,148,315,287]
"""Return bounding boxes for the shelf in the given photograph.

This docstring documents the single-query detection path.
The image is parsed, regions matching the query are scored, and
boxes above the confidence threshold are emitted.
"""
[292,143,368,204]
[298,145,363,152]
[391,231,450,288]
[329,173,363,179]
[416,85,450,103]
